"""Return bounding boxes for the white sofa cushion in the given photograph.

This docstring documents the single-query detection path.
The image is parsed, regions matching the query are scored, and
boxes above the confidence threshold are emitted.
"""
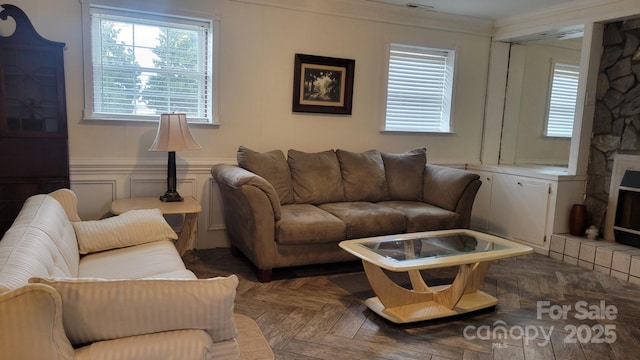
[30,275,239,346]
[78,240,195,279]
[74,329,220,360]
[73,209,178,254]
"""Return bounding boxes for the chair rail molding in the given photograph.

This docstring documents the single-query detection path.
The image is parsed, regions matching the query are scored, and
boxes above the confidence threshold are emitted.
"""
[68,158,235,249]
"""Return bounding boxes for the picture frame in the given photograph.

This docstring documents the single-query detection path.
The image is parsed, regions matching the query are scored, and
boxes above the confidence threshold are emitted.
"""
[292,53,355,115]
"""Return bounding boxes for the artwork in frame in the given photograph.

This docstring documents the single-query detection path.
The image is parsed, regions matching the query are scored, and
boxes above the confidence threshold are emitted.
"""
[292,54,355,115]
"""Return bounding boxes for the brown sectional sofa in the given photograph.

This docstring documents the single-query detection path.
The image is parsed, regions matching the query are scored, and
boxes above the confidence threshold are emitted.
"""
[211,147,481,282]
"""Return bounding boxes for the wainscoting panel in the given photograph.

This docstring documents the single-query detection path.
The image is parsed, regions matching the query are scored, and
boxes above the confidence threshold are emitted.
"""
[208,179,226,231]
[69,160,232,249]
[70,179,117,220]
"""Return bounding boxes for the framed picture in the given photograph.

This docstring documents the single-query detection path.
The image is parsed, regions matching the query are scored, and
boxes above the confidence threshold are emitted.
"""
[292,54,355,115]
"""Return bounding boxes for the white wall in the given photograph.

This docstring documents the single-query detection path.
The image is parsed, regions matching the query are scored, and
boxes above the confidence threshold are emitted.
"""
[501,42,581,166]
[1,0,492,248]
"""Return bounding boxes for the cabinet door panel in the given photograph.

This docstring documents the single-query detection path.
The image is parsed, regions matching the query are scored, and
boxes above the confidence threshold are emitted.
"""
[512,178,550,245]
[471,172,493,231]
[488,174,518,237]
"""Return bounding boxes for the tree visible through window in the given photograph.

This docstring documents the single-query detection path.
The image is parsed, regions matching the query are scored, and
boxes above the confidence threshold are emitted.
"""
[85,6,214,123]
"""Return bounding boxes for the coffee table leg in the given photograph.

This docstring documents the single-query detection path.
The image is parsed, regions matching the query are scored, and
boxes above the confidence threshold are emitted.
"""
[362,261,435,308]
[361,260,496,323]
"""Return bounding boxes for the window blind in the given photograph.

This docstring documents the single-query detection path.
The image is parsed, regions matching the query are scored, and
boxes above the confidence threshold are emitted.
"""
[384,44,454,132]
[546,62,580,138]
[90,7,211,123]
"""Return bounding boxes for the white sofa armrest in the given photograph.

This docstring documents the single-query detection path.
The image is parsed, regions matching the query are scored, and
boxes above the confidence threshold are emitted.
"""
[29,275,239,346]
[0,284,75,360]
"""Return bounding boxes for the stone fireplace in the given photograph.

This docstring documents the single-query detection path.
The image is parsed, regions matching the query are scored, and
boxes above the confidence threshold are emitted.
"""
[604,155,640,246]
[585,18,640,234]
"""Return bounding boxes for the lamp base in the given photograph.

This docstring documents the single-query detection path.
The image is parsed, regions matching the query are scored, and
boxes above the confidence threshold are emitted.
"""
[159,190,184,202]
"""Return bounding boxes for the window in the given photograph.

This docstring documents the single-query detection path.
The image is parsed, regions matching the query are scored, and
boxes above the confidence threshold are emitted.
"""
[545,62,580,138]
[82,4,217,123]
[383,44,455,133]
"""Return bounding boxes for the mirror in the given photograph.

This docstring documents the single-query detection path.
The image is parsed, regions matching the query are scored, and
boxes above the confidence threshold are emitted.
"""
[499,27,583,168]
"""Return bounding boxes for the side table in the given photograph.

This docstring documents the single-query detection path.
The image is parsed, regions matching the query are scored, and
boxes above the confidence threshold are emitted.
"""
[111,197,202,256]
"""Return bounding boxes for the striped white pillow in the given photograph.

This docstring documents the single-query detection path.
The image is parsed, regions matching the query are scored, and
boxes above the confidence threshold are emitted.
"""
[73,209,177,254]
[30,275,239,346]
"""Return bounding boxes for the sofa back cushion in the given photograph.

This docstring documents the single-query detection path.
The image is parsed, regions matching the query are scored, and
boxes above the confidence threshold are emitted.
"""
[0,195,79,292]
[30,275,239,346]
[288,149,345,204]
[381,148,427,201]
[336,149,389,202]
[237,146,294,204]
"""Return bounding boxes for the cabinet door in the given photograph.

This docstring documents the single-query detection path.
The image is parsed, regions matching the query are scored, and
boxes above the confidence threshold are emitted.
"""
[471,171,493,231]
[488,173,518,237]
[511,177,550,246]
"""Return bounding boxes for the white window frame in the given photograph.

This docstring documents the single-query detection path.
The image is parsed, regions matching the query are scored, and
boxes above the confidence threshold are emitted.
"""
[382,43,456,133]
[545,61,580,138]
[80,0,219,124]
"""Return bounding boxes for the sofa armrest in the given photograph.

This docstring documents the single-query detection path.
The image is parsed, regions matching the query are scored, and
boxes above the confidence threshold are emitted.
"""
[48,188,82,222]
[212,164,281,220]
[0,284,75,360]
[29,275,239,347]
[422,164,481,227]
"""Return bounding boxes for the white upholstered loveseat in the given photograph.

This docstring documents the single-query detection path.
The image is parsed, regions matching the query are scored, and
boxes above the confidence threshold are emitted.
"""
[0,189,245,360]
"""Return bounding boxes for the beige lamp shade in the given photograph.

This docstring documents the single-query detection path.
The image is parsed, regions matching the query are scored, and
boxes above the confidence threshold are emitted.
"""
[149,113,202,152]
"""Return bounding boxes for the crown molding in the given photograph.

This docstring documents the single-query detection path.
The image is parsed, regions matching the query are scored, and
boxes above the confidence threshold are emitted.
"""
[493,0,640,41]
[230,0,493,37]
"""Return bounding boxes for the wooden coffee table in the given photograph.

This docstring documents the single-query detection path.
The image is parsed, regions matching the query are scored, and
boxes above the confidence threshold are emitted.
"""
[339,229,533,323]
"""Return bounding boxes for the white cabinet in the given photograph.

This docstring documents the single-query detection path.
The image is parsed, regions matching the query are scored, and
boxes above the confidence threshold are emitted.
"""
[508,177,551,246]
[469,165,586,253]
[487,174,550,246]
[471,171,493,231]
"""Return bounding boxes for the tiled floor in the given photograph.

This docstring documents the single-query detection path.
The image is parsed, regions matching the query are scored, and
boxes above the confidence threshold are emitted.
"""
[549,234,640,285]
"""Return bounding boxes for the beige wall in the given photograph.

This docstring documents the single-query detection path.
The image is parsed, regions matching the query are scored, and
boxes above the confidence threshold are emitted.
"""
[0,0,493,247]
[2,0,492,165]
[500,42,581,166]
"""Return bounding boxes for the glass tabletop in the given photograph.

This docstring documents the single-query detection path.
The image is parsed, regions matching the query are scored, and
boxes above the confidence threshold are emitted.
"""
[358,233,509,262]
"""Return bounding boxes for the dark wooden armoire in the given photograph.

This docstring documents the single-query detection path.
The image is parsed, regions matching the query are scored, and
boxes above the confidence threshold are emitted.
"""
[0,4,69,236]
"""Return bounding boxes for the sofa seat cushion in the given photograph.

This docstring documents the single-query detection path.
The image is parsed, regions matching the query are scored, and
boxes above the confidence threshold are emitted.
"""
[378,201,460,232]
[78,241,195,279]
[276,204,346,245]
[318,202,406,239]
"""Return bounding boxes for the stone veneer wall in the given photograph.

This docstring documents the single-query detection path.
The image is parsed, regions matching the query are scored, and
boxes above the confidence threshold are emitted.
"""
[586,18,640,233]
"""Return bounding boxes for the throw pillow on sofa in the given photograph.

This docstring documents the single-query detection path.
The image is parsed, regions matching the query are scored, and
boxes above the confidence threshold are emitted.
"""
[288,149,345,204]
[381,147,427,201]
[72,209,178,254]
[336,149,390,202]
[29,275,239,346]
[237,146,294,204]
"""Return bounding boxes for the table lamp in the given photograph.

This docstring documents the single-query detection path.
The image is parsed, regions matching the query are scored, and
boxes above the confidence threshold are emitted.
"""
[149,113,202,202]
